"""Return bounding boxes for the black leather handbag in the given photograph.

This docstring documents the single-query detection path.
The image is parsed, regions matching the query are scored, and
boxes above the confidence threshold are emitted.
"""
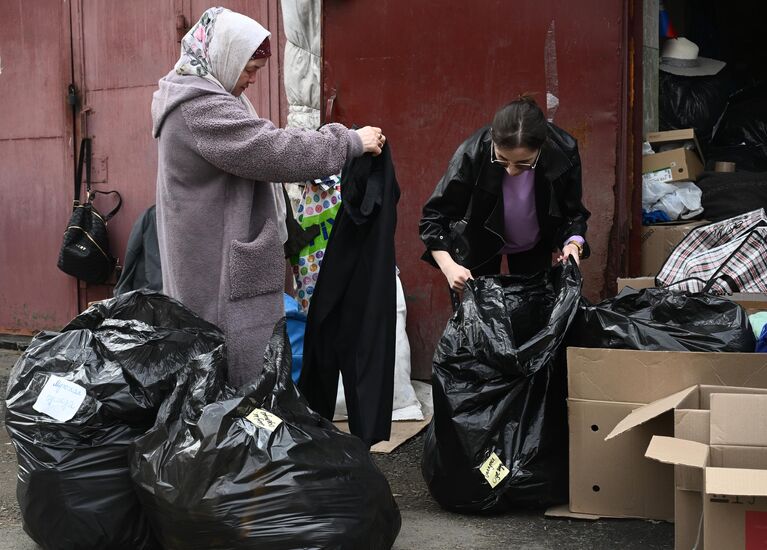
[57,138,122,284]
[446,197,474,311]
[447,218,471,265]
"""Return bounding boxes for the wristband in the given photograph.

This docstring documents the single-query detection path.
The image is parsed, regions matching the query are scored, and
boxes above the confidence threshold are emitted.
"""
[565,240,583,258]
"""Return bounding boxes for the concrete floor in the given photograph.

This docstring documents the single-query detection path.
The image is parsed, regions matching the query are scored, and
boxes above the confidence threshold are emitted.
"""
[0,348,673,549]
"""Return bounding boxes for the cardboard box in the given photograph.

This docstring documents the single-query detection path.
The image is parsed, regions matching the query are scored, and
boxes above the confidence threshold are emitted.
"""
[567,348,767,520]
[616,277,656,291]
[643,129,705,183]
[642,392,767,549]
[615,278,767,315]
[640,221,707,277]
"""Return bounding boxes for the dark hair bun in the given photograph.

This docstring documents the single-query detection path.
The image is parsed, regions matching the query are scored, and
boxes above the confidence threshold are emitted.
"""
[491,95,546,150]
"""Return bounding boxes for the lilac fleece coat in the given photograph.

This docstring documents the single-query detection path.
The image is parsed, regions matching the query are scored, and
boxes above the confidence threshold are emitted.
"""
[151,71,362,386]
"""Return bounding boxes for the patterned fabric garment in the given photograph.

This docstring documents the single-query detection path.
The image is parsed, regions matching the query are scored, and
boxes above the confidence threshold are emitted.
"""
[656,209,767,294]
[175,7,223,82]
[290,174,343,311]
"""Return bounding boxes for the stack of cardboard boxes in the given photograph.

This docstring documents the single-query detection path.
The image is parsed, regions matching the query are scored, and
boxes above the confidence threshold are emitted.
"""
[548,129,767,545]
[641,129,707,277]
[562,348,767,524]
[551,283,767,545]
[622,387,767,548]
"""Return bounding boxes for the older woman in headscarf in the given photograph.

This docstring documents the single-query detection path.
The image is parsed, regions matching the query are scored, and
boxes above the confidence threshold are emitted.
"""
[152,7,385,387]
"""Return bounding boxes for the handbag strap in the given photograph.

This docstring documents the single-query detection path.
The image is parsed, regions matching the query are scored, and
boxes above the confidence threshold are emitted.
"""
[89,189,123,221]
[74,138,91,205]
[75,137,123,221]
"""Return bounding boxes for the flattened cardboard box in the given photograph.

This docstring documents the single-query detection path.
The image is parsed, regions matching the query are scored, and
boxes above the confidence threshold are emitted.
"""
[645,393,767,549]
[567,348,767,520]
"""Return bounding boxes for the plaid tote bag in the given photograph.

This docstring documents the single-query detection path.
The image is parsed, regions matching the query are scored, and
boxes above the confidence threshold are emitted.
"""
[656,209,767,294]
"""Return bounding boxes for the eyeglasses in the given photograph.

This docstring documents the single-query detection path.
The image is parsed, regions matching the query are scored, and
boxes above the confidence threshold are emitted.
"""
[491,144,541,171]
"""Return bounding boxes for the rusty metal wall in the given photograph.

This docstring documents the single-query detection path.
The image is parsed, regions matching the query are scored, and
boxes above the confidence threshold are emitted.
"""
[322,0,629,379]
[0,1,78,333]
[1,0,285,331]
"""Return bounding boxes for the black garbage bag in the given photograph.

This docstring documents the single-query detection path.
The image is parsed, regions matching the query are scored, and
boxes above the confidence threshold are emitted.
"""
[712,82,767,148]
[707,82,767,171]
[4,291,224,550]
[569,287,755,352]
[659,71,734,148]
[422,261,582,513]
[130,320,401,550]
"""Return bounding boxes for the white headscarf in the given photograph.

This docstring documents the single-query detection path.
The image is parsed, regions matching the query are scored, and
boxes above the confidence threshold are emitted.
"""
[175,8,288,242]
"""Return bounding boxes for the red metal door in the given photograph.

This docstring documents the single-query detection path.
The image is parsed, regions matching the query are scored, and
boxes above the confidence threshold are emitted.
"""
[322,0,629,378]
[1,1,285,334]
[0,1,78,333]
[71,0,184,307]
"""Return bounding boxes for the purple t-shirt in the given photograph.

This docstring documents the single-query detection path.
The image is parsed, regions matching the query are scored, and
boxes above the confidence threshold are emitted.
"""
[500,170,541,254]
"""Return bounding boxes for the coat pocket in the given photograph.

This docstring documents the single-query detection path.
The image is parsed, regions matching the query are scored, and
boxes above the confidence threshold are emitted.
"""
[229,218,284,301]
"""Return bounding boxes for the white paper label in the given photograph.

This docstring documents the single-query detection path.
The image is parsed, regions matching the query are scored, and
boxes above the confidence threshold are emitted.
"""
[245,408,283,432]
[32,375,86,422]
[479,452,510,489]
[642,168,674,186]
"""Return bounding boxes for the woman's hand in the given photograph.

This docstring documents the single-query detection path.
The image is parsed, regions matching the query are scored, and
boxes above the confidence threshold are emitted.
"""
[443,263,474,292]
[558,243,582,266]
[432,251,473,292]
[355,126,385,156]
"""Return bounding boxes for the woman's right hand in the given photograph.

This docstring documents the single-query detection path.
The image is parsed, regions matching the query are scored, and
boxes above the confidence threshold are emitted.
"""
[355,126,385,156]
[432,250,474,291]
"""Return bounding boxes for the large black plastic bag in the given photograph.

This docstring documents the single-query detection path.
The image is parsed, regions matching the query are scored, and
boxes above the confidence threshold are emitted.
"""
[4,291,224,550]
[659,71,734,148]
[422,261,582,513]
[713,82,767,149]
[131,320,401,550]
[570,287,755,352]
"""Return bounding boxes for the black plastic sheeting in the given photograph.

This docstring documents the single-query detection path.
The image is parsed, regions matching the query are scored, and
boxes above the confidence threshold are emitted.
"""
[131,320,401,550]
[4,291,224,550]
[570,287,755,353]
[422,261,582,513]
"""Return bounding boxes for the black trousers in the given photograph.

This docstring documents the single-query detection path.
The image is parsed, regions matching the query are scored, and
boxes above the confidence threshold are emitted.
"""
[472,241,552,277]
[450,241,553,310]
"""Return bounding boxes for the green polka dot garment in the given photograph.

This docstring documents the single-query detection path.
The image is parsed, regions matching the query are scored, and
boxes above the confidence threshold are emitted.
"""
[289,174,342,311]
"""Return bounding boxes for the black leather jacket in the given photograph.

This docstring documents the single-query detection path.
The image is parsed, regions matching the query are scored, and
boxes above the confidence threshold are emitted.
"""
[419,123,591,270]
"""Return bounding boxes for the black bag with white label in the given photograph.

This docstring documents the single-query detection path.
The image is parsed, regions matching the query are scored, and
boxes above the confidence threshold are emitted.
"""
[422,261,582,513]
[131,320,401,550]
[4,291,223,550]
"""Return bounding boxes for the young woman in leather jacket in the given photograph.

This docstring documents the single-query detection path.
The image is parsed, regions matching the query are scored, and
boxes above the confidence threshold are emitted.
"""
[419,96,591,292]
